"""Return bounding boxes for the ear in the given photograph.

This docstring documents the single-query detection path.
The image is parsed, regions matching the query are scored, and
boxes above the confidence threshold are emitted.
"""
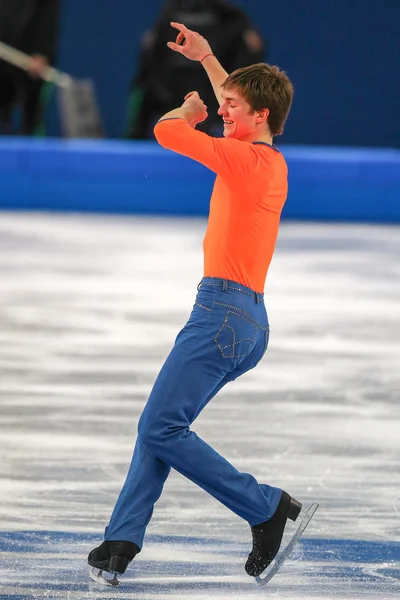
[255,108,269,124]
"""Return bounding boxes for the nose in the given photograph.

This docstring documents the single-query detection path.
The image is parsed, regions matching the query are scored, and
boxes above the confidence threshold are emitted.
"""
[218,105,226,116]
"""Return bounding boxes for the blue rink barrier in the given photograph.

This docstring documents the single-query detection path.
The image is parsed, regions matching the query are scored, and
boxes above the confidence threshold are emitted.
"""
[0,138,399,222]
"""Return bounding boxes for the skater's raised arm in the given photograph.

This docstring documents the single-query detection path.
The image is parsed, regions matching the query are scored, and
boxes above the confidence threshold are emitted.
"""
[167,22,228,106]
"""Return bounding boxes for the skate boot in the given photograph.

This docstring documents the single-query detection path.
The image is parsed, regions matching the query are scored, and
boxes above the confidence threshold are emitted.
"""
[88,540,140,585]
[245,491,302,577]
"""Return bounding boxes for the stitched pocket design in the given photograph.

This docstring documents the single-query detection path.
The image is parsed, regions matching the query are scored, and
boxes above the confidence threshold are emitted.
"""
[215,310,258,359]
[195,301,212,312]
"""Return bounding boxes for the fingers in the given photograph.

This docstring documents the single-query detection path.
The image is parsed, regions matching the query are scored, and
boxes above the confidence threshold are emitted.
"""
[184,91,199,100]
[167,41,184,53]
[170,21,190,33]
[176,32,185,45]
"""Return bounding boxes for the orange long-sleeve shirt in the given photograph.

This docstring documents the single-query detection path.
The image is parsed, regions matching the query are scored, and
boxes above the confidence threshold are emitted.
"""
[154,118,288,293]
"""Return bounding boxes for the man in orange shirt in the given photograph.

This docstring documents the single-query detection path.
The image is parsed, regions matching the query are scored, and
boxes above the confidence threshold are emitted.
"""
[89,22,301,583]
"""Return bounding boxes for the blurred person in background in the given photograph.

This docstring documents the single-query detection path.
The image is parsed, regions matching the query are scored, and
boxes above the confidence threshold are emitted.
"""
[128,0,266,138]
[0,0,60,135]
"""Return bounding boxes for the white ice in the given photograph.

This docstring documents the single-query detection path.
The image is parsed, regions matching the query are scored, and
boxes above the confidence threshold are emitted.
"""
[0,212,399,599]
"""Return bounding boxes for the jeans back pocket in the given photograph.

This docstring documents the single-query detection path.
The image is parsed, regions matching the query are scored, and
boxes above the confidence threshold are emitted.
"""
[214,310,258,359]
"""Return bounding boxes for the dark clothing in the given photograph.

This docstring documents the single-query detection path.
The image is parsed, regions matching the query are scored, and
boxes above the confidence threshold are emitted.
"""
[0,0,60,134]
[129,0,266,138]
[0,0,59,57]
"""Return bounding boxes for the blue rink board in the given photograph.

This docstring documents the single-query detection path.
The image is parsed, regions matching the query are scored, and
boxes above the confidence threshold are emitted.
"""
[0,139,399,222]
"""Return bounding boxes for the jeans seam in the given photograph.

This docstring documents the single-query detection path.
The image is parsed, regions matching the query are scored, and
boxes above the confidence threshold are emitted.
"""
[254,330,270,367]
[213,301,268,330]
[195,301,212,312]
[228,286,260,300]
[199,281,263,301]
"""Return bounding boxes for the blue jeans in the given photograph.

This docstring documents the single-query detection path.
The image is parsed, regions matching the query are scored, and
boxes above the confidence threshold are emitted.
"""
[105,277,282,548]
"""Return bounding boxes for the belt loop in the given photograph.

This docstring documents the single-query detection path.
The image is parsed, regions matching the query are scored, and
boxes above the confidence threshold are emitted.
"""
[197,279,202,291]
[222,279,228,291]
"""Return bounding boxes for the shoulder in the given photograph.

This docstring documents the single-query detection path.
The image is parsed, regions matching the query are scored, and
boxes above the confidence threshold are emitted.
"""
[252,143,288,171]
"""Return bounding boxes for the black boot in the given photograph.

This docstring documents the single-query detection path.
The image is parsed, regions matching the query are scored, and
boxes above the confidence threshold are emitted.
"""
[245,491,302,577]
[88,540,140,574]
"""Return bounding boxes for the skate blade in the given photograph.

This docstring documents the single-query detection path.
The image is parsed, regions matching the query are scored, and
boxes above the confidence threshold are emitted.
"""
[256,502,319,586]
[89,567,120,587]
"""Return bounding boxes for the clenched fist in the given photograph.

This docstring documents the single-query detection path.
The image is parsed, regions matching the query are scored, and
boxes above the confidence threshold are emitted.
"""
[182,91,208,127]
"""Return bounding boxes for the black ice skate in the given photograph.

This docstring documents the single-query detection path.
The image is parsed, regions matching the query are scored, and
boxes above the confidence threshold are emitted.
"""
[88,540,140,586]
[245,491,302,577]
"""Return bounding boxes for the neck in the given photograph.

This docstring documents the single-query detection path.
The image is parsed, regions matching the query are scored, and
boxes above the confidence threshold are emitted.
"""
[242,130,274,145]
[255,133,274,145]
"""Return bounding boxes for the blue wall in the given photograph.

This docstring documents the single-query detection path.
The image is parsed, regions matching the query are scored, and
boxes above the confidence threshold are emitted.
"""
[1,139,399,223]
[54,0,400,147]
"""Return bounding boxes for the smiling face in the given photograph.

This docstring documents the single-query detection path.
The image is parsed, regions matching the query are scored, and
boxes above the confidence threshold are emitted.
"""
[219,64,294,141]
[218,88,269,142]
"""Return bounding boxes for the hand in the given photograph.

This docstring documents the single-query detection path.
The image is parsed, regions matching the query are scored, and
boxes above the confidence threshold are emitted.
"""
[182,91,208,127]
[167,22,212,62]
[28,54,48,78]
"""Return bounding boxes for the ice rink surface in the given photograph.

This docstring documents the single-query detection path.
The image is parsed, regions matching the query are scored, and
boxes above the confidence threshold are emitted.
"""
[0,212,399,599]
